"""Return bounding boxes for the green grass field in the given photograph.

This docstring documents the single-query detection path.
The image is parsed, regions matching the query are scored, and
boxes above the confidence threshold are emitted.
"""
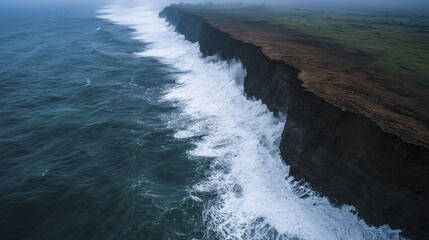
[178,4,429,79]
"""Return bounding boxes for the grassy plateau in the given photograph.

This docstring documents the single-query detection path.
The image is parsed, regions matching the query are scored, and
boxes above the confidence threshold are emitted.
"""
[179,4,429,84]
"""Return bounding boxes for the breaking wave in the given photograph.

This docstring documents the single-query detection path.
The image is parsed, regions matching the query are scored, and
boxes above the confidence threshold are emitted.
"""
[99,6,403,240]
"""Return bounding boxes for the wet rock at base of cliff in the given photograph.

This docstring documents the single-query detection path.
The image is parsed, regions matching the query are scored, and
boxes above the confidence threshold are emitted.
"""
[160,6,429,239]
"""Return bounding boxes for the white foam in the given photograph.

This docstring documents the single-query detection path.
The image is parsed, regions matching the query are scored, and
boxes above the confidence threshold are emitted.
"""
[99,6,404,240]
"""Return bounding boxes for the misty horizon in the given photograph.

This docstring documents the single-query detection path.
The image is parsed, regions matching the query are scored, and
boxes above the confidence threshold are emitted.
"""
[1,0,429,11]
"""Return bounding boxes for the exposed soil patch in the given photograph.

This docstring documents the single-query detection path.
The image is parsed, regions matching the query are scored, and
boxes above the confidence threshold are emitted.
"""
[186,10,429,148]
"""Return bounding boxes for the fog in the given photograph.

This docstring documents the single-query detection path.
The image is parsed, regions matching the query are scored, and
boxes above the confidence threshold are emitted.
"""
[1,0,429,11]
[119,0,428,9]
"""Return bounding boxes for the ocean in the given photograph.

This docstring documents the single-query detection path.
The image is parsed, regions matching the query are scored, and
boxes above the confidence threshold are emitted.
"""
[0,4,403,240]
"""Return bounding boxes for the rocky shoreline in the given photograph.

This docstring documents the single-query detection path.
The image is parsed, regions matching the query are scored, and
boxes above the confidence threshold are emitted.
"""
[160,6,429,239]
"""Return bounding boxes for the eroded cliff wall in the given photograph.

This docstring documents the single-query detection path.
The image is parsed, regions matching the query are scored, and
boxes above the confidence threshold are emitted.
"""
[160,7,429,239]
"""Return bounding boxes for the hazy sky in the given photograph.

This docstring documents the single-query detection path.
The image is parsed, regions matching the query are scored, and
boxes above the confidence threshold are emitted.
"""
[1,0,429,10]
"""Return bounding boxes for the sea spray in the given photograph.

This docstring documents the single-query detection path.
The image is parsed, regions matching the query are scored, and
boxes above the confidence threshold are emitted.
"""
[100,6,403,240]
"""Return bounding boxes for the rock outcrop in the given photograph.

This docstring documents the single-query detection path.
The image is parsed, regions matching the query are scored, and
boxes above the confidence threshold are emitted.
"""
[160,6,429,239]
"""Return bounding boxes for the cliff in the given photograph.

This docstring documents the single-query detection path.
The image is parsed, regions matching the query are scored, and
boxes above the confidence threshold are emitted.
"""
[159,6,429,239]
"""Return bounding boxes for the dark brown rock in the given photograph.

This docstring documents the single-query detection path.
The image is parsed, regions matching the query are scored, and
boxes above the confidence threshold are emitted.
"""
[160,6,429,239]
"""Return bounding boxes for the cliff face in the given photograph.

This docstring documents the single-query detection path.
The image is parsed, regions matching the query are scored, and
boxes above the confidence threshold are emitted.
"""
[160,7,429,239]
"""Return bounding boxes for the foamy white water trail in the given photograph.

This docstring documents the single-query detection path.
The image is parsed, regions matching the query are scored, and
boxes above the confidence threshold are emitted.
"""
[99,6,403,240]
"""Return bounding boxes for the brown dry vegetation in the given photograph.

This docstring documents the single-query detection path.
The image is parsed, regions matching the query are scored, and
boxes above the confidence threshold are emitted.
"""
[177,5,429,148]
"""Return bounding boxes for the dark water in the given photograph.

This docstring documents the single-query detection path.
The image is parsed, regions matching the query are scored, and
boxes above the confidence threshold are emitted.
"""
[0,7,205,240]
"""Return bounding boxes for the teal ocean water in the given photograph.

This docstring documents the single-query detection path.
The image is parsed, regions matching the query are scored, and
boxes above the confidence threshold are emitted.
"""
[0,4,403,240]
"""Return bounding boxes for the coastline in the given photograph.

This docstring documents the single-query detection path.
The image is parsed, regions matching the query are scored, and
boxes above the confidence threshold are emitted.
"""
[159,6,429,239]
